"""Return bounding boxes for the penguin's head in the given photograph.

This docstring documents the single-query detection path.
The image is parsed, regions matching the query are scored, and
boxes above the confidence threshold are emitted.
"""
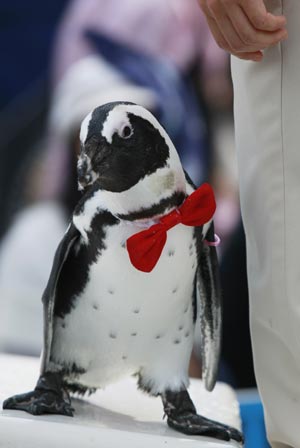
[78,102,186,199]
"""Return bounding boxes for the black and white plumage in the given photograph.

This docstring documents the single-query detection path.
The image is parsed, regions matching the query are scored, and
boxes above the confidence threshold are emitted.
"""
[3,102,243,443]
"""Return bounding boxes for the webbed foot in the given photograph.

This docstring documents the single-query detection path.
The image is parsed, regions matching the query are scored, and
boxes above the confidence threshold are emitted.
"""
[162,389,244,444]
[3,372,74,417]
[167,412,243,442]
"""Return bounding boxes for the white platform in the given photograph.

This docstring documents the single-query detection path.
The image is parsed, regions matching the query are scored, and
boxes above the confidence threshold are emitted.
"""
[0,354,242,447]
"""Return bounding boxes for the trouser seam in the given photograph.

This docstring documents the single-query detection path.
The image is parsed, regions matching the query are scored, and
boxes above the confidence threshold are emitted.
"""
[279,0,287,319]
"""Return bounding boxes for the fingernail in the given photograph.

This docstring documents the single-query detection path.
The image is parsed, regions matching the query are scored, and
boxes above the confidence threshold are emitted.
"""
[281,31,288,40]
[276,14,287,25]
[251,55,262,62]
[281,16,287,25]
[254,52,263,61]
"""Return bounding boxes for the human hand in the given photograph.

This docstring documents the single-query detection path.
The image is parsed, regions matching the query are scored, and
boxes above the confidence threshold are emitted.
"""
[198,0,287,61]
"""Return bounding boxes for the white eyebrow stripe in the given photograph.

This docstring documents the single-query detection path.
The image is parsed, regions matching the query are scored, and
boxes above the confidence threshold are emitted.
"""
[101,108,131,143]
[80,111,93,144]
[101,103,169,144]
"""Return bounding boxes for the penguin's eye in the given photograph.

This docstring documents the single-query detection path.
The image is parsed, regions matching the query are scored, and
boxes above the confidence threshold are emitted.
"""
[119,124,133,139]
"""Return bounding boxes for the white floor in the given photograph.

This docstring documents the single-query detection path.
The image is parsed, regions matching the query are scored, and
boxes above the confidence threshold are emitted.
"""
[0,354,242,448]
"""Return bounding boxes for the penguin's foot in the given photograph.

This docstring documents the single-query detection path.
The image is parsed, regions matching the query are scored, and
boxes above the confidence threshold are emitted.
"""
[167,412,243,442]
[3,389,74,416]
[3,372,74,417]
[162,389,244,444]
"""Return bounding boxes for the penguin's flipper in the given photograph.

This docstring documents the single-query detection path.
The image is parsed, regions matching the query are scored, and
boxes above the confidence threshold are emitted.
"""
[3,223,80,416]
[196,221,222,392]
[183,171,222,390]
[41,222,81,371]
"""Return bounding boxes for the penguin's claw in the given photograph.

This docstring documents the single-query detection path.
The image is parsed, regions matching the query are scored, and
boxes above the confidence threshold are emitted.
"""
[167,412,244,443]
[3,390,74,417]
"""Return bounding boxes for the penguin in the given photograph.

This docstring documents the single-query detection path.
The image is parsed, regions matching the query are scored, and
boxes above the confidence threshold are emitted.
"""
[3,102,243,444]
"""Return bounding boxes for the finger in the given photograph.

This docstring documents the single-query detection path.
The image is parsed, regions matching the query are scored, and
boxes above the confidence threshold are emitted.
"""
[207,2,249,52]
[204,13,232,52]
[240,0,286,31]
[228,5,288,48]
[205,14,263,61]
[231,51,263,61]
[209,2,287,53]
[210,3,263,53]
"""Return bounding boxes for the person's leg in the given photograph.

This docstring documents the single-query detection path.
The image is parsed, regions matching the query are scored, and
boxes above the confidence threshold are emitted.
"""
[232,1,300,446]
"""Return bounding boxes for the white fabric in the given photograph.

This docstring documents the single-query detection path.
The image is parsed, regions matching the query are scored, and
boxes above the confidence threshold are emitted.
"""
[0,203,67,355]
[231,1,300,446]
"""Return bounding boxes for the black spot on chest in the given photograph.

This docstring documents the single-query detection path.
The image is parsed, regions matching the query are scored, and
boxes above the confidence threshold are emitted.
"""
[54,211,118,318]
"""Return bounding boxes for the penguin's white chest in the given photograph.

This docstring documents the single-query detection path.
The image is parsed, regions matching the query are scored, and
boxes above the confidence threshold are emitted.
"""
[53,221,198,389]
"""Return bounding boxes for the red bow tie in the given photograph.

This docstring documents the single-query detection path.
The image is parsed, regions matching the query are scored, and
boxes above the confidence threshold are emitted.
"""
[126,183,216,273]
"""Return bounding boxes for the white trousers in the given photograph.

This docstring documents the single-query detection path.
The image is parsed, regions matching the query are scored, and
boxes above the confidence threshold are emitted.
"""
[231,1,300,447]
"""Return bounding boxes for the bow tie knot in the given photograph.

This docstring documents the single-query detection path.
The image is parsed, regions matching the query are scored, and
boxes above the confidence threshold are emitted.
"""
[126,183,216,273]
[160,209,182,229]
